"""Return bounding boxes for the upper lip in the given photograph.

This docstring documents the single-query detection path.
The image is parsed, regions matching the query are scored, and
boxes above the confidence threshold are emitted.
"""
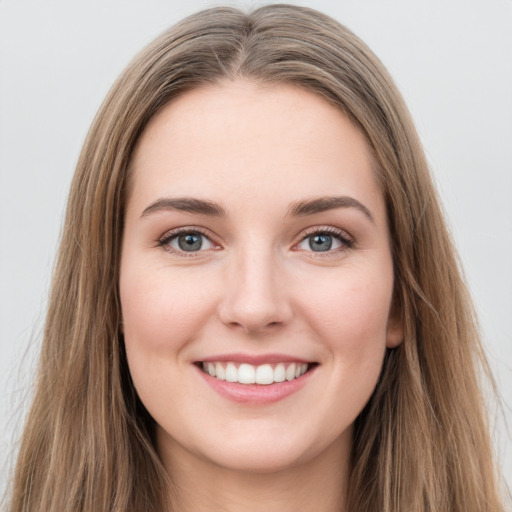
[197,353,314,365]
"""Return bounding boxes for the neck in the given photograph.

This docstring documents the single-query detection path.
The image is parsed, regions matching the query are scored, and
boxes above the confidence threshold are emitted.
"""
[159,434,350,512]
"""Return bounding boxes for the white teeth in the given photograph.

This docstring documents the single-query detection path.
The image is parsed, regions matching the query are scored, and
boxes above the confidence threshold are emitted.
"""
[285,364,296,381]
[274,363,286,382]
[215,362,226,380]
[238,363,256,384]
[255,364,274,385]
[201,361,311,385]
[225,362,238,382]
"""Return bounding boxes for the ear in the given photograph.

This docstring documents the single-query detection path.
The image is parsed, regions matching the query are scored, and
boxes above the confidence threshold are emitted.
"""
[386,290,403,348]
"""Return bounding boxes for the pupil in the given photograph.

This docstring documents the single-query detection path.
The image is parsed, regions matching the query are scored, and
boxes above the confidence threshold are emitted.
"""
[178,233,202,251]
[310,234,332,252]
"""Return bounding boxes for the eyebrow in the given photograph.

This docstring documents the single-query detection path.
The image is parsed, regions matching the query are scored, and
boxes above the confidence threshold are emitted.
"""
[288,196,375,223]
[140,195,374,223]
[141,197,226,218]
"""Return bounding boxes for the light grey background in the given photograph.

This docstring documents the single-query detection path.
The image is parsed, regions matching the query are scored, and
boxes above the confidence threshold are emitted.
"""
[1,0,511,501]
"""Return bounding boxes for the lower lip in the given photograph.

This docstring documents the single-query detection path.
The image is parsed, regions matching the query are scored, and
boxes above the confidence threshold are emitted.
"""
[195,365,316,404]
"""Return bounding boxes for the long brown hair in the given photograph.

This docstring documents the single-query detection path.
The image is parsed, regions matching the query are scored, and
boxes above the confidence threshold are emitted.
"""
[6,4,504,511]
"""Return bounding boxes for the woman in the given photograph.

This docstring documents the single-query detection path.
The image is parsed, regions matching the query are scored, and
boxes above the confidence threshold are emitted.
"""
[6,4,505,511]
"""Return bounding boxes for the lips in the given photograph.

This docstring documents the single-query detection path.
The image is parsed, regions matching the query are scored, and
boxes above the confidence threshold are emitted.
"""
[195,354,317,404]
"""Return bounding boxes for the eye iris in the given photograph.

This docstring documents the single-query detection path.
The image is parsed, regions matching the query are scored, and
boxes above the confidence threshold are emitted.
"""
[309,233,332,252]
[178,233,202,251]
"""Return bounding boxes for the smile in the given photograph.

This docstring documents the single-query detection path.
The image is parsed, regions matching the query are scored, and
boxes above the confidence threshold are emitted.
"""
[200,361,310,385]
[195,355,318,404]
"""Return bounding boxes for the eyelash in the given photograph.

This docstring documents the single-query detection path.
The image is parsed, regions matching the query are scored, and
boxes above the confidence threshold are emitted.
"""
[157,226,354,255]
[157,226,218,256]
[295,226,354,254]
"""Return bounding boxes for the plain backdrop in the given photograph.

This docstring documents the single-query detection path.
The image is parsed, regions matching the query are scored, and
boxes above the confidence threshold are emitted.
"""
[1,0,511,500]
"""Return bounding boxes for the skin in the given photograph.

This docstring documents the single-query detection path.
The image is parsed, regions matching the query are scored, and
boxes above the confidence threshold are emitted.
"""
[120,80,403,512]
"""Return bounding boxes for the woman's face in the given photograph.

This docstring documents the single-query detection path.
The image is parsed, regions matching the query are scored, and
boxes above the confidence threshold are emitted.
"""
[120,81,402,473]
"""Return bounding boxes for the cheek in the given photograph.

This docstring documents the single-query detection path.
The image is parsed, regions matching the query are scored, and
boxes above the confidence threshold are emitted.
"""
[119,263,217,354]
[119,263,218,420]
[297,264,393,400]
[303,269,393,344]
[281,265,393,447]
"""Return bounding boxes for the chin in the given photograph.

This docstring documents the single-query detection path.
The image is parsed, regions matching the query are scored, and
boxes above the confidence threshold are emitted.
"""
[206,444,310,474]
[158,421,351,475]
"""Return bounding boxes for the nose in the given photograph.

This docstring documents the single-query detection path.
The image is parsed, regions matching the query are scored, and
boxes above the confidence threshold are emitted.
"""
[217,246,293,334]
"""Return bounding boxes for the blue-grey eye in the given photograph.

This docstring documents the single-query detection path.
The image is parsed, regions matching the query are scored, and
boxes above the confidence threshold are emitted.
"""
[309,233,333,252]
[297,231,347,252]
[178,233,202,251]
[168,232,214,252]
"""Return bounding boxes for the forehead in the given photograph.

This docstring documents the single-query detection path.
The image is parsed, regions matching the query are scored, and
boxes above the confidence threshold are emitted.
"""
[128,80,384,222]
